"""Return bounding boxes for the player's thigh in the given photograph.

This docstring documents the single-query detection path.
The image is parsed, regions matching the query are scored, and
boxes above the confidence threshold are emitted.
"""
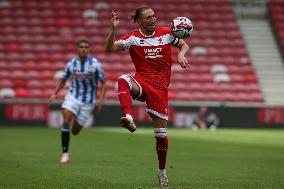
[75,104,94,128]
[149,113,167,128]
[118,74,140,97]
[62,109,76,126]
[62,94,81,125]
[145,88,168,121]
[130,77,140,97]
[130,75,146,101]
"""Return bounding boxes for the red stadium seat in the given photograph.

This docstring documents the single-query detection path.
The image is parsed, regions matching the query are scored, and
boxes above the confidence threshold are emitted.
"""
[168,91,176,100]
[5,43,20,53]
[249,92,264,102]
[42,80,56,89]
[11,70,27,80]
[0,69,11,80]
[13,80,27,88]
[41,70,54,80]
[7,61,24,71]
[0,79,13,88]
[30,89,47,98]
[15,88,30,98]
[27,80,44,89]
[207,92,223,101]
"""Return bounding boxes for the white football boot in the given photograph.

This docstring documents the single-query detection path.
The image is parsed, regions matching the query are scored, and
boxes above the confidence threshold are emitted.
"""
[60,153,70,164]
[157,169,169,187]
[120,114,136,133]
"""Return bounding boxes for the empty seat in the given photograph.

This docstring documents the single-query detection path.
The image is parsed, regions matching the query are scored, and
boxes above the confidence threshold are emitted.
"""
[82,10,98,19]
[0,88,15,99]
[211,64,228,74]
[213,73,231,83]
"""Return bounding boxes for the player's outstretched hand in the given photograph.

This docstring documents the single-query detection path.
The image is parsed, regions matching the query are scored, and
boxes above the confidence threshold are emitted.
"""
[178,55,190,69]
[111,10,119,30]
[96,100,104,112]
[48,94,56,106]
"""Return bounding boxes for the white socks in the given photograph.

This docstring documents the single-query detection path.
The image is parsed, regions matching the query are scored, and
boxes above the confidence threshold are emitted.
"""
[158,169,166,176]
[126,114,133,122]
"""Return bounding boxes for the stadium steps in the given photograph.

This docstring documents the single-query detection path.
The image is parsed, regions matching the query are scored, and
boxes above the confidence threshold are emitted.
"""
[238,19,284,105]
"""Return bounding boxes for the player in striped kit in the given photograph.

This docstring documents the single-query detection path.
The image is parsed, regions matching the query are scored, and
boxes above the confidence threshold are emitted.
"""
[105,7,190,187]
[48,39,106,164]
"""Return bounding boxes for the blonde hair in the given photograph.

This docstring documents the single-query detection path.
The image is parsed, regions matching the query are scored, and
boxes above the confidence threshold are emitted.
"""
[131,6,152,23]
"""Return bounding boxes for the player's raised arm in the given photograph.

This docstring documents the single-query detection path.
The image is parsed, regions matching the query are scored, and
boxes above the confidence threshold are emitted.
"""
[176,39,190,69]
[105,11,125,52]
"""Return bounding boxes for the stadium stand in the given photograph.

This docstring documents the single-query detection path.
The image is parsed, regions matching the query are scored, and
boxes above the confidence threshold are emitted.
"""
[0,0,264,103]
[269,0,284,55]
[234,0,284,105]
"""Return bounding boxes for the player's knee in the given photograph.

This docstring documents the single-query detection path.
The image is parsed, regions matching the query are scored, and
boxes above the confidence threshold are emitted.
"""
[71,122,83,136]
[63,118,72,127]
[71,129,80,136]
[118,74,132,90]
[154,128,167,138]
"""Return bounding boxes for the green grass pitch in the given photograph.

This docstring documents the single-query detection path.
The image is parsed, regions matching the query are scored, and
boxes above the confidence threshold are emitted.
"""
[0,127,283,189]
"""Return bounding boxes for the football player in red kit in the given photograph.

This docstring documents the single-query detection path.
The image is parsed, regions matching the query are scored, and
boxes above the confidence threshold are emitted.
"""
[105,7,190,187]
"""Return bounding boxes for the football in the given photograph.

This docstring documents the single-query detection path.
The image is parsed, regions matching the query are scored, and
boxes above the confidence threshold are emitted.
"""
[170,17,193,39]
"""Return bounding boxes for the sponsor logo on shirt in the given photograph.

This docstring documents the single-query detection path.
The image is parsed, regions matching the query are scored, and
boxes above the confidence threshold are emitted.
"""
[75,71,93,78]
[144,48,163,59]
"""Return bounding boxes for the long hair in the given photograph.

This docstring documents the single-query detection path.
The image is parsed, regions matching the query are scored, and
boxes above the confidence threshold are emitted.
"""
[131,6,152,23]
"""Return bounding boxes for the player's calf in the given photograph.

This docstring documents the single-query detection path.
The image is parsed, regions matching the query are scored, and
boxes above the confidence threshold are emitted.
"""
[155,128,169,186]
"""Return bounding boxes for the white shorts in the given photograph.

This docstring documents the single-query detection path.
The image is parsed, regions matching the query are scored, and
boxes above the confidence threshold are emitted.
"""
[62,94,95,126]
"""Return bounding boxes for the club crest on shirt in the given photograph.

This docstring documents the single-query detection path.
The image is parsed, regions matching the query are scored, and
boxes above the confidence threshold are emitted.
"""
[158,37,163,44]
[87,65,95,73]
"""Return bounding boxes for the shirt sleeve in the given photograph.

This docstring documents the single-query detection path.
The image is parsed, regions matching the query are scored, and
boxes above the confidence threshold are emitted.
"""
[117,32,133,50]
[163,27,180,47]
[95,61,106,80]
[63,61,72,79]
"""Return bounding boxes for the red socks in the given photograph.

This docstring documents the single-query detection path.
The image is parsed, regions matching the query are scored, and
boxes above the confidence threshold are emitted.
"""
[155,136,168,170]
[117,77,132,115]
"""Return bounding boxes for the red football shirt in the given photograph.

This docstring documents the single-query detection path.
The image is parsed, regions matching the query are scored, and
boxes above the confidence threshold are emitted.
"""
[118,26,179,89]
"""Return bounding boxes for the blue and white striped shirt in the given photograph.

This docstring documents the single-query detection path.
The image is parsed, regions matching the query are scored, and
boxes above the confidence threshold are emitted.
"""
[63,55,106,104]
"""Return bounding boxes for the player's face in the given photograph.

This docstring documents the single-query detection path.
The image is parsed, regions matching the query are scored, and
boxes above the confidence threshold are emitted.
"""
[78,42,90,58]
[138,9,156,34]
[200,107,208,114]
